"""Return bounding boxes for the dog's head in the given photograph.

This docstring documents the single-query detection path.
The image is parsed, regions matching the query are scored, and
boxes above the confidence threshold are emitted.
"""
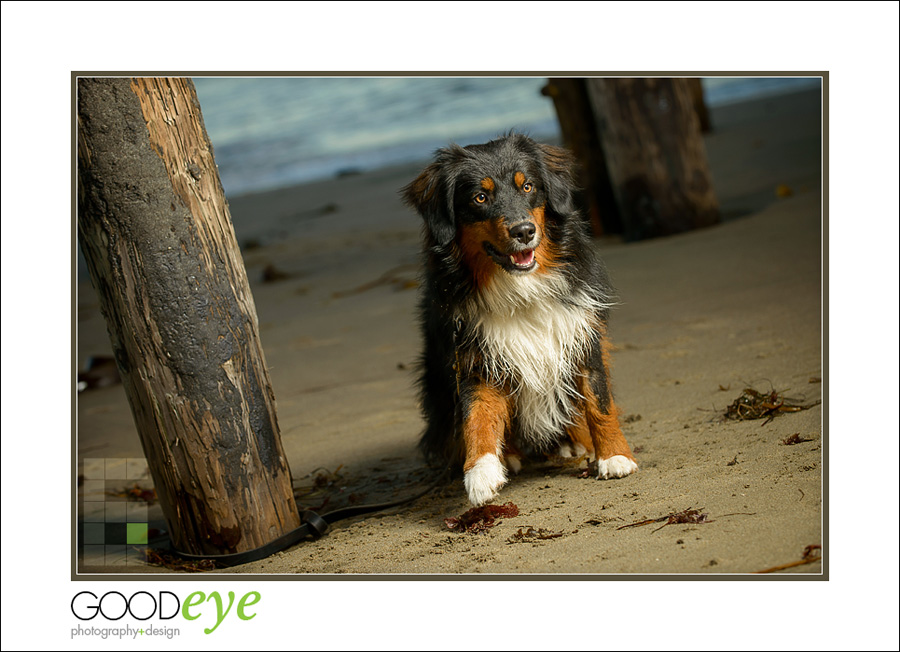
[402,134,578,277]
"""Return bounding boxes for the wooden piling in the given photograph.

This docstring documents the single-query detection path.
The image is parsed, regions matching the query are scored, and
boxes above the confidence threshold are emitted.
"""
[77,77,301,556]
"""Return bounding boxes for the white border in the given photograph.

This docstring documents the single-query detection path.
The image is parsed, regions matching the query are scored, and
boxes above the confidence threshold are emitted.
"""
[3,2,899,650]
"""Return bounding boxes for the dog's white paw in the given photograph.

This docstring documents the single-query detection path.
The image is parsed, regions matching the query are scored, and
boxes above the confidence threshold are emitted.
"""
[504,453,523,474]
[596,455,638,480]
[464,454,508,505]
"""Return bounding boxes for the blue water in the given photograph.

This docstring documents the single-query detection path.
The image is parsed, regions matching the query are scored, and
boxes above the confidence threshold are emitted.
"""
[193,76,821,198]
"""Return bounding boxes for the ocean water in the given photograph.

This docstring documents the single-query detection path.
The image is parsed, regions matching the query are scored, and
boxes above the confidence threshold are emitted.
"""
[193,76,821,198]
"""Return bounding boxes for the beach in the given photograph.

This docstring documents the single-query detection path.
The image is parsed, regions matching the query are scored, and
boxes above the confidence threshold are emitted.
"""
[76,88,824,576]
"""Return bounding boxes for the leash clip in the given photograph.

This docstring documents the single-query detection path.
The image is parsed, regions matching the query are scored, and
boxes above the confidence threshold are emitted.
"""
[301,510,330,539]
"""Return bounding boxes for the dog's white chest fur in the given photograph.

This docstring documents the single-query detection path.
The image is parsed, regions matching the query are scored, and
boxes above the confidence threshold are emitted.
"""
[465,271,603,448]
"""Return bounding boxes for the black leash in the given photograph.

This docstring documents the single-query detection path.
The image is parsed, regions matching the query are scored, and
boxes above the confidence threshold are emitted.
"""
[172,466,451,568]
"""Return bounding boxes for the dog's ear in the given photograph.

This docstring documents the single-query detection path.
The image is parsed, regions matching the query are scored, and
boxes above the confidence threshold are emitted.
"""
[538,143,578,216]
[402,159,457,247]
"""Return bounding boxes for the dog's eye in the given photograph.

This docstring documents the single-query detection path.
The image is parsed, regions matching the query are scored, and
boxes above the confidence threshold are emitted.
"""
[474,193,487,204]
[522,182,534,193]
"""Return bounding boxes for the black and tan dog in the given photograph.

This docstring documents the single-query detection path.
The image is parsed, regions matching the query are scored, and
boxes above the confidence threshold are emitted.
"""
[403,133,637,505]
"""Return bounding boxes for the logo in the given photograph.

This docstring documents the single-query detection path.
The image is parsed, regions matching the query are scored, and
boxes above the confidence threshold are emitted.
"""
[71,591,179,621]
[70,590,260,636]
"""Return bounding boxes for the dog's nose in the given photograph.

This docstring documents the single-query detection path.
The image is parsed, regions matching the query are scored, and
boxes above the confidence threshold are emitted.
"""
[509,222,536,244]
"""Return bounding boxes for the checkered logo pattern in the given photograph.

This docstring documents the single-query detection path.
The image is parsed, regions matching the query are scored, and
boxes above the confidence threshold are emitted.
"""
[81,458,154,566]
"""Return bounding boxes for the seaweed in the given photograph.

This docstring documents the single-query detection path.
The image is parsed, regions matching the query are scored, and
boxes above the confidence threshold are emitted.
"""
[507,526,564,543]
[444,502,519,534]
[106,483,157,505]
[755,544,822,574]
[573,457,601,478]
[261,263,291,283]
[293,465,344,500]
[724,387,821,425]
[782,433,814,445]
[618,507,755,533]
[617,508,711,533]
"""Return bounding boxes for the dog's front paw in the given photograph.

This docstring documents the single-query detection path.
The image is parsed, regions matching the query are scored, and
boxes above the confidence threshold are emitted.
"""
[596,455,638,480]
[464,454,508,505]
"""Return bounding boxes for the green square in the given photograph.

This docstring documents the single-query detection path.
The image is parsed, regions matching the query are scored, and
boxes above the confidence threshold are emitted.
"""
[126,523,148,545]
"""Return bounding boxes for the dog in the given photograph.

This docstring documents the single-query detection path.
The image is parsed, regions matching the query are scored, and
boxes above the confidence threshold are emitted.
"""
[402,133,637,506]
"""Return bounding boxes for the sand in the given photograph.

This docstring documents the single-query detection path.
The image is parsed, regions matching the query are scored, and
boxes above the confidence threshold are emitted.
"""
[76,88,824,576]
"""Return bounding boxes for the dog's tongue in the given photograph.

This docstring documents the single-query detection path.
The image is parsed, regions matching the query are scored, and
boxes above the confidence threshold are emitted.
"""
[510,249,535,266]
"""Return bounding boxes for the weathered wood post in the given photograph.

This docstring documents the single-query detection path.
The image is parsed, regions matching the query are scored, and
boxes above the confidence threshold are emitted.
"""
[586,78,720,241]
[77,77,301,556]
[686,78,712,133]
[541,78,622,236]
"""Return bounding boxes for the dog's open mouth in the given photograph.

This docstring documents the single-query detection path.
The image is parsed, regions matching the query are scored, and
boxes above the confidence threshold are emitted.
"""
[484,242,536,273]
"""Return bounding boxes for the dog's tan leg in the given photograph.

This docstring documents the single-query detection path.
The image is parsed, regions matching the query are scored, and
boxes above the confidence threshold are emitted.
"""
[587,396,638,479]
[461,382,511,505]
[565,412,593,458]
[575,373,638,480]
